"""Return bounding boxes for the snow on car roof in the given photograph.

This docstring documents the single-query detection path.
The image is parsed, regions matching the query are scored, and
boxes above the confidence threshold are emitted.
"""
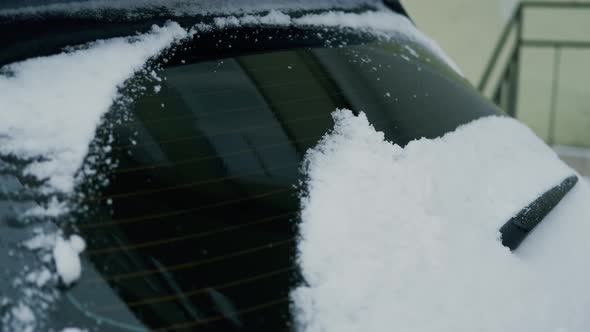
[204,9,462,74]
[1,0,460,73]
[293,109,590,332]
[0,0,382,16]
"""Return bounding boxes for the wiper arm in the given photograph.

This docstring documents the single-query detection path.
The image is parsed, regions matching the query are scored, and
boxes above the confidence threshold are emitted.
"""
[500,175,578,251]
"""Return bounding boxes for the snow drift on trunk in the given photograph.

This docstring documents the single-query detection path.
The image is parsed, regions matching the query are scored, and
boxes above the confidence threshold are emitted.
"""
[0,21,187,193]
[293,109,590,332]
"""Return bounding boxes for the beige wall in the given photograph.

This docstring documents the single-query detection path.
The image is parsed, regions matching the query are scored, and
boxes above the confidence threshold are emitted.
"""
[402,0,514,84]
[402,0,590,148]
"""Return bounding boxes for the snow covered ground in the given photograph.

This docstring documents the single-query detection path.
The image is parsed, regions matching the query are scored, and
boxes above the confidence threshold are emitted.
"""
[293,109,590,332]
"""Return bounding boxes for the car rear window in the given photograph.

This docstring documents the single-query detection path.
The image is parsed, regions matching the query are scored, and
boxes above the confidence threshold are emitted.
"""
[1,20,497,331]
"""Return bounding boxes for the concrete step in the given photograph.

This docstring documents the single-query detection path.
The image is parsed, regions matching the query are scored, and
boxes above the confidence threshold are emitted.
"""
[553,145,590,179]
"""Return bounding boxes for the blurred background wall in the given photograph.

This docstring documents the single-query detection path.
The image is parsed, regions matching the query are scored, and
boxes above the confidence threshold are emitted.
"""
[402,0,590,178]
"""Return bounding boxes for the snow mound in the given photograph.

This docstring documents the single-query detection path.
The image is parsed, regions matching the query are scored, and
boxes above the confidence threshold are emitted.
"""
[0,21,187,194]
[293,109,590,332]
[53,235,86,285]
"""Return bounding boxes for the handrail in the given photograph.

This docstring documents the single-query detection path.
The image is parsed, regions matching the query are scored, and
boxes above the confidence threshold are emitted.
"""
[478,1,590,94]
[478,0,590,127]
[477,6,520,92]
[519,1,590,9]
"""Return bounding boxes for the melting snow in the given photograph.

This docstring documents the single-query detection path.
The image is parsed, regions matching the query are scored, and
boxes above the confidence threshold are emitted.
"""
[0,21,188,194]
[293,109,590,332]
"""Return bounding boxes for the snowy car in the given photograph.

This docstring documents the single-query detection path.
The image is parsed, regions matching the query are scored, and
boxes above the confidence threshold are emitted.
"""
[1,1,589,331]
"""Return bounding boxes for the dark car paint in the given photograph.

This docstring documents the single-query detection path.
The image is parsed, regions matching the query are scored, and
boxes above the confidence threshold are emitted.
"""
[0,2,505,331]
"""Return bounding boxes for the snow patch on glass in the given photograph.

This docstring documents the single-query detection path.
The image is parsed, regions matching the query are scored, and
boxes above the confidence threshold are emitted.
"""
[0,21,188,332]
[293,109,590,332]
[0,21,187,195]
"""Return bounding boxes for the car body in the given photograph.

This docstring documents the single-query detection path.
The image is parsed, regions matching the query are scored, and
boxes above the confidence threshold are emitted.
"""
[1,1,587,332]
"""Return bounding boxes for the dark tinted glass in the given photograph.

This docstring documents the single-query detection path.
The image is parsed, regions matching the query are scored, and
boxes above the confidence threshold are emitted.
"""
[42,25,496,331]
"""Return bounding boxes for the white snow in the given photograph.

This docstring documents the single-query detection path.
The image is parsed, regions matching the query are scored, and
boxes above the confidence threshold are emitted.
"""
[404,44,419,58]
[23,232,57,251]
[52,235,86,285]
[0,21,188,194]
[61,328,88,332]
[25,268,53,288]
[11,303,35,324]
[7,302,36,332]
[293,109,590,332]
[214,9,292,28]
[292,11,462,74]
[200,9,461,75]
[35,269,52,288]
[23,197,70,218]
[0,0,381,17]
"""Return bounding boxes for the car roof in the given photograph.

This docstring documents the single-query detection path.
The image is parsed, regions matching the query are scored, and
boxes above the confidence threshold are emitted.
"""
[0,0,396,13]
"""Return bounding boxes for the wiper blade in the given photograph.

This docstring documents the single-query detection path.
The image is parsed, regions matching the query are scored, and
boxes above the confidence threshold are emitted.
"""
[500,175,578,251]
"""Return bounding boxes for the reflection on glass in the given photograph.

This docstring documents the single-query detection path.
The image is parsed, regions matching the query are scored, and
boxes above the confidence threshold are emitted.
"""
[70,26,496,331]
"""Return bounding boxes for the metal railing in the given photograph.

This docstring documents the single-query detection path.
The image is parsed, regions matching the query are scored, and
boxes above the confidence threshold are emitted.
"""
[478,1,590,144]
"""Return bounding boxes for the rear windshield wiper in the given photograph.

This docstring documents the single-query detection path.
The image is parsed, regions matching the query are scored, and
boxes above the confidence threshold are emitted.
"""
[500,175,578,251]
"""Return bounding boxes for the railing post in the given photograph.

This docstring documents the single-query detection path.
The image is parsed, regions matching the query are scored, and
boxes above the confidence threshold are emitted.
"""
[548,46,562,145]
[478,3,520,94]
[507,5,523,117]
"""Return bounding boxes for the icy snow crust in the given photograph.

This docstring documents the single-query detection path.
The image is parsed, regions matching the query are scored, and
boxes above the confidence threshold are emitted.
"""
[293,110,590,332]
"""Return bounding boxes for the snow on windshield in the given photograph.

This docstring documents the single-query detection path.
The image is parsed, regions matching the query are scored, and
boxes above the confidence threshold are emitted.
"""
[0,21,186,194]
[293,109,590,332]
[0,21,187,332]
